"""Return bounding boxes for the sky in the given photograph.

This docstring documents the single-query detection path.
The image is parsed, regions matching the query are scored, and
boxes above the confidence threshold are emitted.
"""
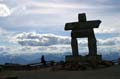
[0,0,120,33]
[0,0,120,63]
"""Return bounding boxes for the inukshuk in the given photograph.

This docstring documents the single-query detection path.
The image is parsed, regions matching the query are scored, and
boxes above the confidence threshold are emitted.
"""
[65,13,102,62]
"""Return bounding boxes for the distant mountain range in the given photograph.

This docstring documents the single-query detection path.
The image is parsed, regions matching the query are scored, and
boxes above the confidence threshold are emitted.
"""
[0,52,119,64]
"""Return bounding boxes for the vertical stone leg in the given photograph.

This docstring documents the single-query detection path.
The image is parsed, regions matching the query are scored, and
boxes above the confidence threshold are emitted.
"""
[88,30,97,56]
[71,37,79,56]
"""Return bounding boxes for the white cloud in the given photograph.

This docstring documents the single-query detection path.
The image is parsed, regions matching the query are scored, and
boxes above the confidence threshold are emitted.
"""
[98,37,120,46]
[94,27,115,33]
[12,32,71,46]
[0,42,120,56]
[11,32,120,47]
[0,3,11,17]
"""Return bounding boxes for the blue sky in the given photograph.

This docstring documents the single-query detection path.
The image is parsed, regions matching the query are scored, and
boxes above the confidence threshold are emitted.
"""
[0,0,120,60]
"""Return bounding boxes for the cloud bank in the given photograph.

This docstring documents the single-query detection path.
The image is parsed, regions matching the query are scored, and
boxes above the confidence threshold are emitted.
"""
[12,32,70,46]
[12,32,120,47]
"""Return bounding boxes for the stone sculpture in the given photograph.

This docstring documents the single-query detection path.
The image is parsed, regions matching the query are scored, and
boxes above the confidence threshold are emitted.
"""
[65,13,102,63]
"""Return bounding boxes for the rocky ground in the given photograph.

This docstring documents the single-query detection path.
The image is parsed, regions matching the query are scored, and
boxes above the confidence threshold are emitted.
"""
[0,65,120,79]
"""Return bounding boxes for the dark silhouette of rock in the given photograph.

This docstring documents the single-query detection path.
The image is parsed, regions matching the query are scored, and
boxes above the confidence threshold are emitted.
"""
[65,13,101,56]
[64,13,102,64]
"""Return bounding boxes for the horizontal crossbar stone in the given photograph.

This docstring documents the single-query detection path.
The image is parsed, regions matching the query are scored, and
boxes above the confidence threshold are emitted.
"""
[65,20,101,30]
